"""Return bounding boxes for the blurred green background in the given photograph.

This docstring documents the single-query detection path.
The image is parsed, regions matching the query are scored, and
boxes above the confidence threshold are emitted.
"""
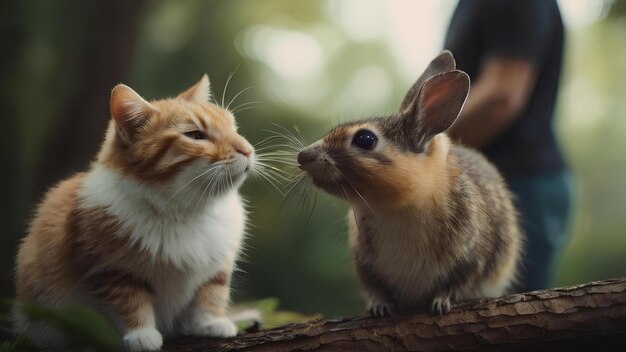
[1,0,625,319]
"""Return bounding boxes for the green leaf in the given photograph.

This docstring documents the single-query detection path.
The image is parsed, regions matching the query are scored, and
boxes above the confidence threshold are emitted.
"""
[253,297,280,316]
[15,301,122,351]
[0,334,37,352]
[232,298,321,330]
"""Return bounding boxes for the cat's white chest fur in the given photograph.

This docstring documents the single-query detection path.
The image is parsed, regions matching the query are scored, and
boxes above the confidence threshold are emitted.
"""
[80,165,246,332]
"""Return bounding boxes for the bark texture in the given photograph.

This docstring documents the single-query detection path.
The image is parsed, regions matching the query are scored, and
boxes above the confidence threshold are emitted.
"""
[165,278,626,351]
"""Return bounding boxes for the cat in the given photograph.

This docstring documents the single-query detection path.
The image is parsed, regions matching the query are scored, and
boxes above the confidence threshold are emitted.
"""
[15,74,255,351]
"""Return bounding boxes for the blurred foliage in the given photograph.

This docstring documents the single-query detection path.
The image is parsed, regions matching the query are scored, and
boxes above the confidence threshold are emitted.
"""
[14,302,122,351]
[0,300,121,351]
[0,298,317,350]
[234,297,321,330]
[1,0,625,338]
[555,0,626,285]
[0,335,36,352]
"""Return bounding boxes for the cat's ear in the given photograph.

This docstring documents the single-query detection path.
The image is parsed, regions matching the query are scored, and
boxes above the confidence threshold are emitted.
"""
[110,84,155,143]
[400,50,456,113]
[177,74,211,103]
[402,70,470,151]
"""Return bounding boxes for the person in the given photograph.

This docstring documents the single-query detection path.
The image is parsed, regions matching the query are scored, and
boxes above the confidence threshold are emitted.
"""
[444,0,573,292]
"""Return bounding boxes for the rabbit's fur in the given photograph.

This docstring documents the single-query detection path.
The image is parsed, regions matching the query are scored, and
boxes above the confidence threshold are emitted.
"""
[297,51,524,315]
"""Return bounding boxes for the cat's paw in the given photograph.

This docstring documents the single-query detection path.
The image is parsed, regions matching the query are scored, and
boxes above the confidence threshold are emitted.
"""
[369,302,395,317]
[431,295,451,316]
[123,328,163,351]
[191,316,238,338]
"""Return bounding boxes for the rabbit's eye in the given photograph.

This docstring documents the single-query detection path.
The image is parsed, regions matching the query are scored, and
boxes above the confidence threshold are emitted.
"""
[352,129,378,150]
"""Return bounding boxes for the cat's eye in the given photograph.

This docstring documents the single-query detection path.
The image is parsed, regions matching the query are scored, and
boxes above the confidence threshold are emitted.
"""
[352,129,378,150]
[183,130,206,140]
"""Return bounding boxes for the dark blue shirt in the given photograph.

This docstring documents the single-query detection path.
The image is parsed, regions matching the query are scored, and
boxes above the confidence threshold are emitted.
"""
[444,0,566,177]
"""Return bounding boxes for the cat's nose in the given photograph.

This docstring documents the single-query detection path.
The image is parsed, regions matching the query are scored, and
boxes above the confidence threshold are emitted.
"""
[236,147,252,157]
[232,135,253,158]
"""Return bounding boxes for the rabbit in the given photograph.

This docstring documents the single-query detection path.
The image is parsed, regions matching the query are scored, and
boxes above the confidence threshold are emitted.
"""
[297,51,524,316]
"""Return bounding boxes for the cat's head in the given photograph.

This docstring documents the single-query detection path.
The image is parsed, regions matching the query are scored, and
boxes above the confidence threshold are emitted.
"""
[99,74,254,204]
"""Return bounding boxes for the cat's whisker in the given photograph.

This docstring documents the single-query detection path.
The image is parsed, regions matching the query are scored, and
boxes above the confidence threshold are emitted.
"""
[232,100,261,109]
[257,161,299,170]
[257,164,297,173]
[226,173,233,195]
[263,167,295,185]
[270,123,307,143]
[254,134,287,148]
[255,147,298,155]
[257,153,298,160]
[280,174,304,199]
[231,101,261,115]
[255,131,305,152]
[250,124,317,220]
[193,169,217,213]
[219,172,227,195]
[265,125,307,149]
[251,170,285,195]
[201,168,222,204]
[230,106,260,115]
[258,143,301,152]
[260,160,298,166]
[257,151,297,157]
[221,67,239,108]
[226,86,255,111]
[22,75,261,350]
[227,175,232,193]
[279,174,308,211]
[253,161,292,187]
[273,134,305,151]
[254,170,291,185]
[254,147,297,156]
[160,166,216,211]
[212,172,224,198]
[257,161,298,168]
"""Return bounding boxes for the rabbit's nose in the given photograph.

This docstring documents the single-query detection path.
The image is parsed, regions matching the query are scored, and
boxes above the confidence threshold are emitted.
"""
[297,149,318,170]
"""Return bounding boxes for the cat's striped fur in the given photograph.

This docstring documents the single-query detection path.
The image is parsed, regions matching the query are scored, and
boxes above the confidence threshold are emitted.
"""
[15,75,254,350]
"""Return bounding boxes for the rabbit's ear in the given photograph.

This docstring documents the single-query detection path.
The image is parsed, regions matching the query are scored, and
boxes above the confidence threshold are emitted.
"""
[400,50,456,113]
[402,70,470,151]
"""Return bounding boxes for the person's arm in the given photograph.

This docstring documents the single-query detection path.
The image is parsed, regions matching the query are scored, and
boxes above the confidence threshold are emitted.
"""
[446,0,551,149]
[448,57,537,149]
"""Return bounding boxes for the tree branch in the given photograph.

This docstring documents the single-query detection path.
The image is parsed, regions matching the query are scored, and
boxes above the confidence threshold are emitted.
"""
[165,279,626,351]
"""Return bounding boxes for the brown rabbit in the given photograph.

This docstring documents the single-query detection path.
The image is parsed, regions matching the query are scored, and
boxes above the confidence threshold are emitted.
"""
[297,51,524,316]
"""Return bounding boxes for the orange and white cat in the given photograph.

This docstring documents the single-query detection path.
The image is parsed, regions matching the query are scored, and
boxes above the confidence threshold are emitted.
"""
[15,75,254,351]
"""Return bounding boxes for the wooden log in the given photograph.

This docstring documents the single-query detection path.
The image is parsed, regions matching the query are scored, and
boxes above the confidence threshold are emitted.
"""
[165,278,626,351]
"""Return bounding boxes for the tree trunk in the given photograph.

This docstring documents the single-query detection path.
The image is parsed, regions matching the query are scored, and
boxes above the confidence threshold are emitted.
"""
[165,278,626,351]
[33,0,146,201]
